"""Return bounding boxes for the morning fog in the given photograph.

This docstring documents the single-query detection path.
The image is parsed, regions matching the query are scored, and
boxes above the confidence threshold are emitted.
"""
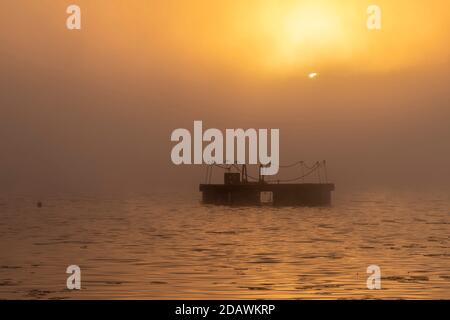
[171,121,279,175]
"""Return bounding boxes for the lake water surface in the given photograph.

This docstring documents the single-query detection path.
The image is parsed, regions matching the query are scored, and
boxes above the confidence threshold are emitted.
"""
[0,190,449,299]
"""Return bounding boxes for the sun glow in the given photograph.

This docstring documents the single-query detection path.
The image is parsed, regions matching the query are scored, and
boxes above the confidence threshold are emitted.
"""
[252,1,352,72]
[280,5,344,51]
[228,0,449,75]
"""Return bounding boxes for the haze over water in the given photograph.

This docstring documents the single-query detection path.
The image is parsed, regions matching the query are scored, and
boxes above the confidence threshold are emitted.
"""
[1,1,449,194]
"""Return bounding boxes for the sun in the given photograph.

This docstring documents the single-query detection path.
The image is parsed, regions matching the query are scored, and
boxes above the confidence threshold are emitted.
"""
[252,1,349,73]
[282,4,342,46]
[278,4,345,66]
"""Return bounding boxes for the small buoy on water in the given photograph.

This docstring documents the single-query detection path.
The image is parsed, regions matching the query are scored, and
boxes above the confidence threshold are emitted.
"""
[37,202,42,208]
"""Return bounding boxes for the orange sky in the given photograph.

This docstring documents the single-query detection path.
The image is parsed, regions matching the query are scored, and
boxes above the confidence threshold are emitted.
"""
[2,1,449,75]
[0,1,449,193]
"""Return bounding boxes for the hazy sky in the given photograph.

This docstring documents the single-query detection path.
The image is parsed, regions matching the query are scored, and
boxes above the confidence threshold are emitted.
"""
[0,1,449,194]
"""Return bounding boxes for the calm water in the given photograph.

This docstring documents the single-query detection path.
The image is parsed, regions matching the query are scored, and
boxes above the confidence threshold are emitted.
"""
[0,190,449,299]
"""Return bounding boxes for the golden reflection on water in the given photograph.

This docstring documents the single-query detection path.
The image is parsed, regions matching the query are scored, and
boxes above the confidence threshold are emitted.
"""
[0,190,449,299]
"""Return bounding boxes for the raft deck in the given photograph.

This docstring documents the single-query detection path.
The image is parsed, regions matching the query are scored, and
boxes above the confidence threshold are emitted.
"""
[199,183,335,206]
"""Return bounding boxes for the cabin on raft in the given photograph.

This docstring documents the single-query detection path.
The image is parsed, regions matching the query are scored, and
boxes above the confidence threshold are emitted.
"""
[199,162,335,206]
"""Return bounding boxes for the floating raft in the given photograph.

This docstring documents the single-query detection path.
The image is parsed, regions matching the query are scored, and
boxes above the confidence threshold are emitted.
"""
[200,172,335,206]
